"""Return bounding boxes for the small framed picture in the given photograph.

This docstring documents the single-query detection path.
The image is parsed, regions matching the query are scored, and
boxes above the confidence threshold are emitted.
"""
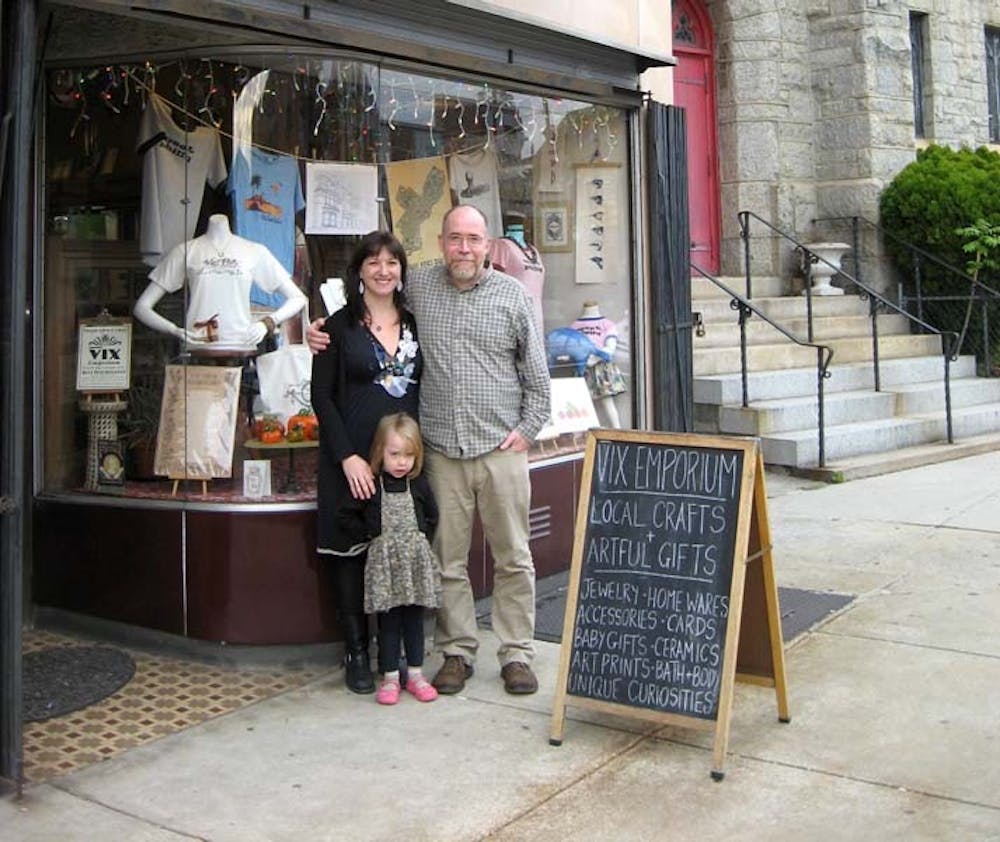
[97,439,126,491]
[536,203,572,252]
[243,460,272,498]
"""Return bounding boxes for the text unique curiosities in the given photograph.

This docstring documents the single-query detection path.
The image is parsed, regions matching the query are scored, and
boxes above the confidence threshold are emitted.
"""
[567,440,744,719]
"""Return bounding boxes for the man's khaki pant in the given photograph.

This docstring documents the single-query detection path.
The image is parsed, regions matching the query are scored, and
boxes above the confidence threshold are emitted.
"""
[425,448,536,667]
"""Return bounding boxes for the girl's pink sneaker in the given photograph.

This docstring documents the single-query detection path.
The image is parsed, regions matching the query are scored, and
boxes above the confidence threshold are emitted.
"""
[376,677,401,705]
[405,675,438,702]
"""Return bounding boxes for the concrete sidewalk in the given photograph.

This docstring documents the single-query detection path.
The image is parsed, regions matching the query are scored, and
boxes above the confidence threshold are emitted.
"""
[6,452,1000,840]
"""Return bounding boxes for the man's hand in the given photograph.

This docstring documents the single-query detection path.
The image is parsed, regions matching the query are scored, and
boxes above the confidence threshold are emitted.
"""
[498,429,530,452]
[306,318,330,354]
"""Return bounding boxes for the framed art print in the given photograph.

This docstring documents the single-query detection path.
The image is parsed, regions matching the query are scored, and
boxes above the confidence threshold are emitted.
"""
[537,203,572,252]
[574,164,620,284]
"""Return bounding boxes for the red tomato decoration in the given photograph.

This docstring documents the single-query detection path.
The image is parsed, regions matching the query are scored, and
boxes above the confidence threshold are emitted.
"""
[252,414,285,443]
[286,412,319,442]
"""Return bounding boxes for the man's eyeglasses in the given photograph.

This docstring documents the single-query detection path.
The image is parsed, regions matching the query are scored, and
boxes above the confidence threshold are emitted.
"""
[446,234,486,247]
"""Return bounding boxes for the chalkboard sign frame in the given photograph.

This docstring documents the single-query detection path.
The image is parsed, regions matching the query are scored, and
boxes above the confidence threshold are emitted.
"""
[549,429,789,780]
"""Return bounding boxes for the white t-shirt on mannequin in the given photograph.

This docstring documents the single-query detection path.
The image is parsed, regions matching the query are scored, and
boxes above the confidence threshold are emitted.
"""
[135,215,307,352]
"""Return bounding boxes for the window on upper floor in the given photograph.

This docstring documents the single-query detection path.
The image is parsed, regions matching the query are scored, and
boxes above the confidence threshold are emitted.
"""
[987,26,1000,143]
[909,12,929,138]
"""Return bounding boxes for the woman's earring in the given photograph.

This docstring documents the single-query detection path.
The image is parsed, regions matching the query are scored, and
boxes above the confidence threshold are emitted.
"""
[358,281,365,295]
[396,280,403,292]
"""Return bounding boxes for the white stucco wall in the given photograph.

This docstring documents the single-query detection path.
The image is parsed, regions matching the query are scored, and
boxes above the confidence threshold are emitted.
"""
[451,0,673,59]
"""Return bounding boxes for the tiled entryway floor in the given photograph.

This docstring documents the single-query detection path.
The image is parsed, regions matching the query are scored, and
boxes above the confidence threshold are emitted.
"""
[22,630,330,784]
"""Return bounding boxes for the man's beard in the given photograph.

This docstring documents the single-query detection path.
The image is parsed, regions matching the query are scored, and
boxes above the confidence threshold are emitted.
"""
[447,259,479,283]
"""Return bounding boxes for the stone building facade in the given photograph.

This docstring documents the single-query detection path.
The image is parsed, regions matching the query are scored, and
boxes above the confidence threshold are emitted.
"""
[699,0,1000,291]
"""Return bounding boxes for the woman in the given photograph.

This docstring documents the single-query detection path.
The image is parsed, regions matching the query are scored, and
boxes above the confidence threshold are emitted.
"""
[311,230,421,694]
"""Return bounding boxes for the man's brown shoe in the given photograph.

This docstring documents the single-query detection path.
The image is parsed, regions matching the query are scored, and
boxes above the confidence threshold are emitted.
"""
[501,661,538,695]
[432,655,473,694]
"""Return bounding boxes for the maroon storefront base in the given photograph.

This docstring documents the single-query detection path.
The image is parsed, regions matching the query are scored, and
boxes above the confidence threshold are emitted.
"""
[32,460,582,645]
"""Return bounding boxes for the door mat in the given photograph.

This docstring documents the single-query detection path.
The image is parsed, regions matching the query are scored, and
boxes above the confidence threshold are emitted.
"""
[23,646,136,722]
[478,572,854,644]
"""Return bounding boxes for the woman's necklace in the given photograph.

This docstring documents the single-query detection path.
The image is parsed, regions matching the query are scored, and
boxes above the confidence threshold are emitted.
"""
[366,309,397,334]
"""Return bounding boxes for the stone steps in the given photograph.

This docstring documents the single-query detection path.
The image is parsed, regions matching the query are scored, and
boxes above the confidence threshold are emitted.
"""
[704,375,1000,437]
[691,277,1000,475]
[693,332,942,376]
[693,313,909,348]
[756,402,1000,467]
[694,293,865,323]
[694,354,976,404]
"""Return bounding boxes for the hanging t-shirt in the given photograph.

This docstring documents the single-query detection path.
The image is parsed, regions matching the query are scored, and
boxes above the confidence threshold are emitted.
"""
[489,237,546,335]
[136,93,228,267]
[149,234,292,351]
[448,148,503,237]
[227,148,305,307]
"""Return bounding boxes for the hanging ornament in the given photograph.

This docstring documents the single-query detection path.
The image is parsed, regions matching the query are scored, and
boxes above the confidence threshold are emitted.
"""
[174,60,191,99]
[313,81,328,136]
[386,77,399,131]
[409,75,419,119]
[120,66,131,107]
[98,66,120,114]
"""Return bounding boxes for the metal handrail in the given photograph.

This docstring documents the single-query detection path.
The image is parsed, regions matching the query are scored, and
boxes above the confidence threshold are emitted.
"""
[739,210,960,444]
[692,263,836,466]
[814,214,1000,300]
[814,214,1000,376]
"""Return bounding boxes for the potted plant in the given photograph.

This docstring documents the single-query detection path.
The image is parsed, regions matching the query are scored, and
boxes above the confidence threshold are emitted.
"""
[119,377,163,479]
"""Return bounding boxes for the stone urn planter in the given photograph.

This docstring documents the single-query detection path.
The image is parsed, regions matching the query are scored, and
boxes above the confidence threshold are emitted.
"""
[798,242,850,296]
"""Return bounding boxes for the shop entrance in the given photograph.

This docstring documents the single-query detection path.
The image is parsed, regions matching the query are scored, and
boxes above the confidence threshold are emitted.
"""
[672,0,720,274]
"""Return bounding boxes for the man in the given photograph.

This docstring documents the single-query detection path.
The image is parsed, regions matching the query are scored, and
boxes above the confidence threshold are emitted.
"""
[308,205,551,695]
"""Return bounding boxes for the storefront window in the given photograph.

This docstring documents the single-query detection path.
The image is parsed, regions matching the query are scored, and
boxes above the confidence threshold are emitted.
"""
[42,52,634,500]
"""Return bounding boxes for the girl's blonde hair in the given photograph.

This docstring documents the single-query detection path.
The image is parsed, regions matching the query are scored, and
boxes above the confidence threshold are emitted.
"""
[370,412,424,478]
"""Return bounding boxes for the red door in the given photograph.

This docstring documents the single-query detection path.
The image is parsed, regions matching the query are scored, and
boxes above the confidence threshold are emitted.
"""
[673,0,720,274]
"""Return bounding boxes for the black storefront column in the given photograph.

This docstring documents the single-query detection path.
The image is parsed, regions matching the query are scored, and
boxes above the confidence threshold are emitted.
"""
[647,101,693,432]
[0,0,37,795]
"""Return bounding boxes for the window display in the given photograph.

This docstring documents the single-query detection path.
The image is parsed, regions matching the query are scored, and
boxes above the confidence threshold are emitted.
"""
[42,52,635,501]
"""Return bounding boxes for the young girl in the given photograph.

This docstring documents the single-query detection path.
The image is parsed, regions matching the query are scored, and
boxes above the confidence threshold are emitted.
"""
[362,413,441,704]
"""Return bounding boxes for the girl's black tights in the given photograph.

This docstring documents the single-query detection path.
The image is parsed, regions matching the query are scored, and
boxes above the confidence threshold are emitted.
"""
[377,605,425,674]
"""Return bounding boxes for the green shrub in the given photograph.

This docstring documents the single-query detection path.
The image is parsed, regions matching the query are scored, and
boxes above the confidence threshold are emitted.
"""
[879,145,1000,293]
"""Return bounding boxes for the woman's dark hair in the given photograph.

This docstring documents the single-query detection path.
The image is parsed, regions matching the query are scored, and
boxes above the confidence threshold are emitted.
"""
[344,230,408,323]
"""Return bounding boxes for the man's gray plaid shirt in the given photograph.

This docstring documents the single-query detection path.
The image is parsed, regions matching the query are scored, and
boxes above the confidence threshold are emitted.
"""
[405,260,551,459]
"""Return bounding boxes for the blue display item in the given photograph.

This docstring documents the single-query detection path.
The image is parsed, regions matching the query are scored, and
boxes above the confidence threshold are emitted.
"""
[227,148,305,307]
[545,327,610,375]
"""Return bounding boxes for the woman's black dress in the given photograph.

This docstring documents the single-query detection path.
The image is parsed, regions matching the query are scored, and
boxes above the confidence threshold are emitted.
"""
[311,307,421,557]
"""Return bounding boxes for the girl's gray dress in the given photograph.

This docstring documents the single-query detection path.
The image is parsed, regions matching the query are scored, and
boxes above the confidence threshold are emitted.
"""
[364,478,441,614]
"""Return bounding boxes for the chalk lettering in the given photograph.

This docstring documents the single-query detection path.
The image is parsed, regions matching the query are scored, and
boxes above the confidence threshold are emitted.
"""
[655,541,718,577]
[633,446,739,498]
[651,500,726,534]
[568,672,623,700]
[589,497,648,528]
[644,585,684,610]
[585,535,650,570]
[595,441,629,488]
[581,579,641,604]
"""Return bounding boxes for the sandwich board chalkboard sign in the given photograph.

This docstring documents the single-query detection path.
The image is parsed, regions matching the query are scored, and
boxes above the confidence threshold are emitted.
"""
[549,429,789,780]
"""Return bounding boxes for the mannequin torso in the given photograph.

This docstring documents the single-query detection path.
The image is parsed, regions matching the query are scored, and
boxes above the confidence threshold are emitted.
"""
[134,214,306,351]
